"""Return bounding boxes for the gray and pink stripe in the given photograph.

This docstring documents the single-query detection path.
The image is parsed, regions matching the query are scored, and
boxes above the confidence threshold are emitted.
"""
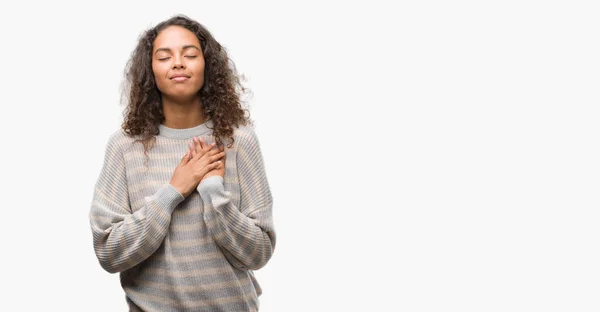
[89,121,275,311]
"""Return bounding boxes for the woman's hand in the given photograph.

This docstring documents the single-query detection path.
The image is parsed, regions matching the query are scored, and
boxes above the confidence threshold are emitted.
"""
[189,137,226,183]
[202,152,225,182]
[169,137,225,197]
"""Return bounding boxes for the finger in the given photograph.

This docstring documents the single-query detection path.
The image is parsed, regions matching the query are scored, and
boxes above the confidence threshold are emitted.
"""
[199,145,222,162]
[200,161,221,176]
[180,151,191,165]
[201,142,216,155]
[188,142,196,158]
[210,151,226,162]
[207,146,222,156]
[198,137,206,149]
[192,137,204,159]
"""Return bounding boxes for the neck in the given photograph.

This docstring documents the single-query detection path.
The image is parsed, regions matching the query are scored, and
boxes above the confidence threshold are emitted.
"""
[161,95,206,129]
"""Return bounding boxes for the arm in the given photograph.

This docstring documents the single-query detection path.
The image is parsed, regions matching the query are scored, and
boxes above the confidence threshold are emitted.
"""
[89,133,185,273]
[197,128,276,270]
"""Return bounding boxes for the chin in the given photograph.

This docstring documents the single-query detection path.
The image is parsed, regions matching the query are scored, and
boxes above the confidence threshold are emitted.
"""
[165,90,201,101]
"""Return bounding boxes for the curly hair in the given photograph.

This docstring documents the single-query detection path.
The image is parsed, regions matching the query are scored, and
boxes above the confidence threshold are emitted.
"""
[120,14,251,153]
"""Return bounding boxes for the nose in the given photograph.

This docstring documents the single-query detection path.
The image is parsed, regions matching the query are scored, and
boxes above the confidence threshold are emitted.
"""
[172,57,185,69]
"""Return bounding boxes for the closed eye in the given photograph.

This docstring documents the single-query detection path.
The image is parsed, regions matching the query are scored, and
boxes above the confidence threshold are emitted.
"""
[158,57,171,61]
[185,55,197,58]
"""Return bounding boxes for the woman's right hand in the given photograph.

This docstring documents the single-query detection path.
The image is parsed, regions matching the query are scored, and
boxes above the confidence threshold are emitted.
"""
[170,137,225,197]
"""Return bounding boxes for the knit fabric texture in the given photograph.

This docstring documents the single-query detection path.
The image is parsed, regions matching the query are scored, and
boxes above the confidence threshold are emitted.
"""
[89,120,275,311]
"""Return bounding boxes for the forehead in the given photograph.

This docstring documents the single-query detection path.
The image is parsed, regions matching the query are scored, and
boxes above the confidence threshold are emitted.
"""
[153,25,200,51]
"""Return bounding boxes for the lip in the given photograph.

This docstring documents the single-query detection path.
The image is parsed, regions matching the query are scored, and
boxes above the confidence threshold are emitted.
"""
[170,74,191,82]
[172,76,189,82]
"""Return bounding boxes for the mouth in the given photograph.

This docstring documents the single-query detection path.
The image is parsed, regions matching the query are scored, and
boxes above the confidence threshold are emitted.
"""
[170,74,191,82]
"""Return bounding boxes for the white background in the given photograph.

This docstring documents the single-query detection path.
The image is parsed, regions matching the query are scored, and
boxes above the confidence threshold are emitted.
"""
[0,0,598,311]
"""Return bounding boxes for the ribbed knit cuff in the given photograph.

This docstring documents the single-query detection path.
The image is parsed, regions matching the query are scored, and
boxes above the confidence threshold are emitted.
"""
[197,176,224,198]
[148,183,186,214]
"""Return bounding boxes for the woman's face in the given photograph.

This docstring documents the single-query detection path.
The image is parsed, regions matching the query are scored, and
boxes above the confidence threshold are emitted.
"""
[152,25,205,100]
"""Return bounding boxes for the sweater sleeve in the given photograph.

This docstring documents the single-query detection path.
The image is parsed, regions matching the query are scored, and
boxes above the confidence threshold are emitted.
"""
[89,133,185,274]
[197,128,276,270]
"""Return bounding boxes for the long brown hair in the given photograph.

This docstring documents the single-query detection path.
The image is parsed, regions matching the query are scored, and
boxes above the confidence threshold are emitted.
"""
[120,14,251,152]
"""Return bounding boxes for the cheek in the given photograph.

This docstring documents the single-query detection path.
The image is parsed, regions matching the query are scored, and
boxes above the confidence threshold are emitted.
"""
[191,60,205,78]
[152,63,168,88]
[194,64,205,85]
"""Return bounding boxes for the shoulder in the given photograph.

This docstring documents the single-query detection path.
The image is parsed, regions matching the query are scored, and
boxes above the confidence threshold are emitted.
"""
[232,124,261,150]
[104,129,136,156]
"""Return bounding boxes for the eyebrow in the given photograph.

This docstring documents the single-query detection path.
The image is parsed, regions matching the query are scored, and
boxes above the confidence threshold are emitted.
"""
[154,45,201,55]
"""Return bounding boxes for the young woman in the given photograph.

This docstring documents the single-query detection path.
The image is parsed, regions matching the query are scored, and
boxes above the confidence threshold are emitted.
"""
[89,14,275,311]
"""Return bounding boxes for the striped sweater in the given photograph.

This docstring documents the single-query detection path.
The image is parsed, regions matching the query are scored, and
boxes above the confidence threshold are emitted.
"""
[89,120,275,311]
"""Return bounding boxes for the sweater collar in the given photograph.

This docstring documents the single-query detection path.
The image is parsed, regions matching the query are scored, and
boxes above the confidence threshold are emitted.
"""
[158,120,213,139]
